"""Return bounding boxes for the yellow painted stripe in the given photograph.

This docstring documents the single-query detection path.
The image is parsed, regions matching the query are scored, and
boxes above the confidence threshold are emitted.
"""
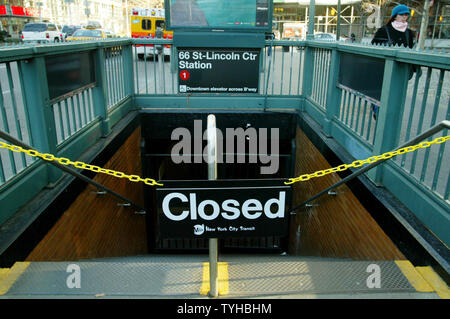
[200,262,229,296]
[416,266,450,299]
[0,262,30,295]
[0,269,9,282]
[395,260,433,292]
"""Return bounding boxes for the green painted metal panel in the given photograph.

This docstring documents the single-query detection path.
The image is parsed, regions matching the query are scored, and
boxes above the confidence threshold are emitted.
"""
[173,32,265,48]
[0,163,48,225]
[324,49,341,137]
[382,163,450,247]
[107,98,134,129]
[19,57,61,185]
[92,48,110,136]
[369,59,409,184]
[134,96,301,110]
[56,119,102,162]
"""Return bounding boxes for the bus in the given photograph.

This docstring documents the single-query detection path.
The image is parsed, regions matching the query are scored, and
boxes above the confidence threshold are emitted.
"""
[130,8,173,60]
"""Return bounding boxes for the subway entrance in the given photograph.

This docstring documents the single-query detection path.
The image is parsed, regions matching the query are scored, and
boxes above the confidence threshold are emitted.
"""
[140,111,298,253]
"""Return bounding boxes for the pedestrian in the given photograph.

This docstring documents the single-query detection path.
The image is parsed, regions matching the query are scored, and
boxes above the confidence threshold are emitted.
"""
[370,4,421,120]
[371,4,415,48]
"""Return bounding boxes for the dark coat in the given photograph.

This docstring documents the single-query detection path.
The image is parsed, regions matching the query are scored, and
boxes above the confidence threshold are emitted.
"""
[371,23,415,48]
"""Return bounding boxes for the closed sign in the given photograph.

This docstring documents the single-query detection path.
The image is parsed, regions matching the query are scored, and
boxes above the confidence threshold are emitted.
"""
[156,180,291,239]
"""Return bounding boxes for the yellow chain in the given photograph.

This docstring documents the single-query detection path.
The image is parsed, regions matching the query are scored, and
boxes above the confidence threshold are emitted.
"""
[285,135,450,185]
[0,142,163,187]
[1,135,449,187]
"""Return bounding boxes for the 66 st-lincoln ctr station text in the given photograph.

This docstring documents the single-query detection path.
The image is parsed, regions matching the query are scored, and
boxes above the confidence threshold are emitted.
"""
[178,50,258,69]
[177,303,271,316]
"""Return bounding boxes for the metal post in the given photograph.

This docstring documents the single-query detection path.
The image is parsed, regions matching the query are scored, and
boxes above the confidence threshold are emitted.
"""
[307,0,315,39]
[336,0,341,40]
[431,1,440,49]
[418,0,431,50]
[207,114,218,298]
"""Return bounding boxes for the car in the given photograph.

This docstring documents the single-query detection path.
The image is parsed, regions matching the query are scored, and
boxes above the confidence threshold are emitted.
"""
[66,29,107,41]
[21,22,63,43]
[103,30,116,38]
[314,33,336,41]
[62,25,81,39]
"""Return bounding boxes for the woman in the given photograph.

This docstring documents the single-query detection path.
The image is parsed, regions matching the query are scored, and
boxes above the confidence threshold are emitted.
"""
[371,4,415,48]
[370,5,419,120]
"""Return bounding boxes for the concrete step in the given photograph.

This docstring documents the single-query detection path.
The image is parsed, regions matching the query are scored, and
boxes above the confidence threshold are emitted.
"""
[0,255,447,298]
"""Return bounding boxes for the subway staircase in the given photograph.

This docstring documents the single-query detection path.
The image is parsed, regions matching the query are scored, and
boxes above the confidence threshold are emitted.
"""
[0,255,448,299]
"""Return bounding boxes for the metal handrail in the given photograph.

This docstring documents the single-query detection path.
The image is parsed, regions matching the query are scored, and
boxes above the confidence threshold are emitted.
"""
[0,130,146,213]
[289,120,450,215]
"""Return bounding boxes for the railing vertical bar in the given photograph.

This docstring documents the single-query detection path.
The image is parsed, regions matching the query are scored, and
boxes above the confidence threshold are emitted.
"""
[321,49,328,106]
[111,47,119,105]
[119,47,125,99]
[320,49,329,107]
[114,47,120,102]
[153,46,157,94]
[111,48,118,105]
[314,49,320,103]
[354,96,362,133]
[171,48,176,94]
[89,88,95,120]
[324,49,331,106]
[350,94,358,128]
[134,45,140,94]
[142,46,148,95]
[410,67,432,175]
[366,101,374,142]
[280,45,285,95]
[56,101,65,142]
[103,48,110,106]
[315,49,321,103]
[344,92,352,125]
[110,48,117,105]
[271,46,277,94]
[104,48,112,107]
[288,46,294,95]
[84,90,91,123]
[360,99,368,139]
[65,99,75,137]
[162,53,167,95]
[340,88,346,121]
[401,66,421,168]
[6,62,26,169]
[311,49,317,101]
[74,95,82,129]
[16,61,33,149]
[81,92,89,126]
[0,78,17,176]
[320,49,327,106]
[420,69,444,183]
[117,47,124,101]
[262,46,267,95]
[62,99,72,138]
[297,48,302,95]
[112,47,119,101]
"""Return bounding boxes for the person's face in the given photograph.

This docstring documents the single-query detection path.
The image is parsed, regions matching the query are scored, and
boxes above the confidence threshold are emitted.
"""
[395,13,409,22]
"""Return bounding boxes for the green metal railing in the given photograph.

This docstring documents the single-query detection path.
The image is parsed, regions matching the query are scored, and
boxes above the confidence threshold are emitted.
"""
[0,38,449,247]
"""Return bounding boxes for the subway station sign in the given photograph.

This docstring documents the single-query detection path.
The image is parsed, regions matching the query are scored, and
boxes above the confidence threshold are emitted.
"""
[156,180,291,239]
[177,48,260,94]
